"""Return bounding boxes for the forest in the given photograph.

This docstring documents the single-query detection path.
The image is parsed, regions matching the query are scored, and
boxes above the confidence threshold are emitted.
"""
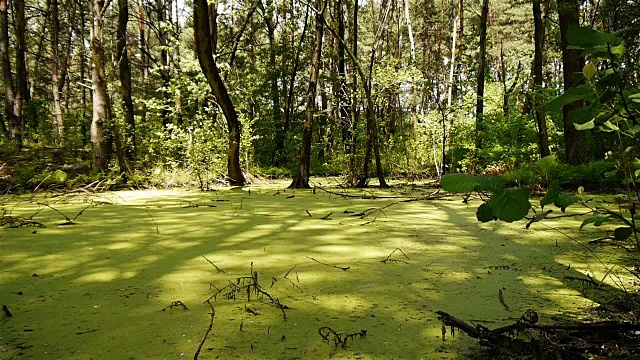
[1,0,640,359]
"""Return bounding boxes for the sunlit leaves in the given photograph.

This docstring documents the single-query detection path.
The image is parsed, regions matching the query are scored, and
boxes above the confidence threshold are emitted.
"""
[440,173,480,193]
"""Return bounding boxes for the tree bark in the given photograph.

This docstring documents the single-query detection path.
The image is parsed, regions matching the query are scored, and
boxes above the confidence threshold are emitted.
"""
[156,0,170,128]
[91,0,116,171]
[50,0,65,145]
[290,0,324,189]
[533,0,550,158]
[475,0,489,153]
[0,0,17,143]
[118,0,136,160]
[13,0,27,147]
[193,0,245,185]
[558,0,588,164]
[137,0,148,126]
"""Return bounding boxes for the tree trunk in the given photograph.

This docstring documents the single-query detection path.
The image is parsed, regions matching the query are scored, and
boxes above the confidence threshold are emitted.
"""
[533,0,550,158]
[50,0,65,146]
[558,0,588,164]
[193,0,245,185]
[13,0,27,147]
[117,0,136,160]
[290,0,324,189]
[137,0,148,126]
[0,0,17,143]
[337,0,351,152]
[475,0,489,153]
[156,0,170,128]
[91,0,115,171]
[451,0,464,101]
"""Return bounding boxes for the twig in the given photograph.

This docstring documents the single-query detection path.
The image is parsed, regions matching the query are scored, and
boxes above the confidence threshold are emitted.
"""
[37,202,75,225]
[498,289,509,310]
[2,304,12,317]
[318,326,367,348]
[201,255,225,273]
[380,248,409,263]
[194,300,215,360]
[160,300,189,311]
[145,209,160,234]
[320,212,332,220]
[306,256,350,271]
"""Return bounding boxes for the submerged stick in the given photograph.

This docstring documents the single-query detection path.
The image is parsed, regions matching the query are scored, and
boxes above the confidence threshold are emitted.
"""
[201,255,225,273]
[306,256,350,271]
[194,300,216,360]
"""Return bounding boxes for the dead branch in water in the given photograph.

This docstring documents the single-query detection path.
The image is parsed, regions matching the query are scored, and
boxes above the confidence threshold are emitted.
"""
[436,310,640,358]
[306,256,350,271]
[380,248,409,264]
[200,255,225,273]
[160,300,189,312]
[193,300,215,360]
[318,326,367,349]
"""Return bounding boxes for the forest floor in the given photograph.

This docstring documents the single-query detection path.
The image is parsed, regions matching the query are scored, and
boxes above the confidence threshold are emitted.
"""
[0,180,638,359]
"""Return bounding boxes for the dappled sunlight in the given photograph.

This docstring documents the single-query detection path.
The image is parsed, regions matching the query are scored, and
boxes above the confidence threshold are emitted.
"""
[0,186,631,359]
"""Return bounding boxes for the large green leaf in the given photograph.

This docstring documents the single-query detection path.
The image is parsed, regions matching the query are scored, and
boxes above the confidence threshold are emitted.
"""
[441,173,480,193]
[568,25,623,49]
[554,194,579,212]
[629,92,640,104]
[544,86,596,111]
[580,214,612,229]
[476,203,496,222]
[540,181,561,210]
[614,227,633,240]
[536,155,557,175]
[477,175,506,193]
[568,104,602,126]
[489,188,531,222]
[575,120,595,130]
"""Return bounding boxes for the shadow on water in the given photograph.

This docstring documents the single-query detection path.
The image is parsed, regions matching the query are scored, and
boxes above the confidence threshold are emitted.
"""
[0,183,633,359]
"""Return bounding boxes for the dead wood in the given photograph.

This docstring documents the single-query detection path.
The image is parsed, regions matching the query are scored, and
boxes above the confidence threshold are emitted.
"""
[436,310,640,358]
[380,248,409,264]
[160,300,189,311]
[200,254,225,273]
[306,256,350,271]
[318,326,367,348]
[194,300,215,360]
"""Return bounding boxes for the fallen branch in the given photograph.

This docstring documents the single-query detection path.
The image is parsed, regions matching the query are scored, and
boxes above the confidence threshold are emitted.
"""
[318,326,367,349]
[194,300,215,360]
[160,300,189,312]
[306,256,350,271]
[200,255,225,273]
[380,248,409,264]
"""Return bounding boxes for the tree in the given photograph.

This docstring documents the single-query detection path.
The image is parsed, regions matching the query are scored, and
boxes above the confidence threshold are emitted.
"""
[0,0,18,144]
[558,0,588,164]
[290,0,324,189]
[533,0,550,158]
[117,0,136,160]
[91,0,120,170]
[475,0,489,153]
[13,0,28,147]
[193,0,245,185]
[50,0,65,145]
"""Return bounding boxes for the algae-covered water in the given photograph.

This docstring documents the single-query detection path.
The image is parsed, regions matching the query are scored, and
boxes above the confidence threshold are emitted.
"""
[0,181,631,359]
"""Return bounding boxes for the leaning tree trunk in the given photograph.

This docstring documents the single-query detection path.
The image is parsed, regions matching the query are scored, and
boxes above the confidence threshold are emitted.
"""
[117,0,136,160]
[558,0,588,164]
[0,0,17,142]
[533,0,550,158]
[193,0,245,185]
[290,0,324,189]
[475,0,489,154]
